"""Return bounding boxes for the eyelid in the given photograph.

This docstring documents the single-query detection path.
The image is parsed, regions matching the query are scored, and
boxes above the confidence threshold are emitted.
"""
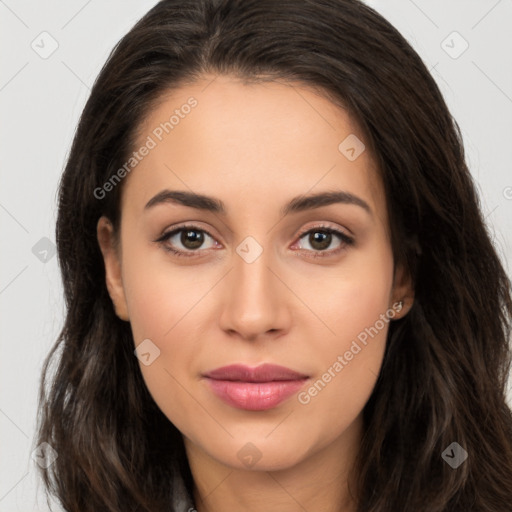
[291,223,354,256]
[294,222,352,240]
[156,221,218,240]
[154,223,219,255]
[155,222,354,259]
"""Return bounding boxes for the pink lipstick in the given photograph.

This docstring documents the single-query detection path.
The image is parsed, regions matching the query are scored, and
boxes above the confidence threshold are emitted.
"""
[202,363,309,411]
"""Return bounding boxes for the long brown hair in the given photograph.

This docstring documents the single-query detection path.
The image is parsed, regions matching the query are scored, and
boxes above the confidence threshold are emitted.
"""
[36,0,512,510]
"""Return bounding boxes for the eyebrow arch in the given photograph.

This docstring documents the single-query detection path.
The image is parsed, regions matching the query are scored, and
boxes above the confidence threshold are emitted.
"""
[145,190,224,213]
[144,189,372,216]
[281,190,371,216]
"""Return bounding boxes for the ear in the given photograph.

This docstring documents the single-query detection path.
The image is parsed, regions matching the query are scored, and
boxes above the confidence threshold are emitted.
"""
[389,262,414,319]
[96,216,130,321]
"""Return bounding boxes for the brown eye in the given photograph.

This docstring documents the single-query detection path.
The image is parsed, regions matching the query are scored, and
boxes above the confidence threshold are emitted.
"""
[308,231,332,251]
[180,229,205,249]
[155,225,218,257]
[293,226,354,258]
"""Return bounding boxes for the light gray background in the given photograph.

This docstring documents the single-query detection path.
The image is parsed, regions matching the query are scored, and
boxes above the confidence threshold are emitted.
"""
[1,1,511,510]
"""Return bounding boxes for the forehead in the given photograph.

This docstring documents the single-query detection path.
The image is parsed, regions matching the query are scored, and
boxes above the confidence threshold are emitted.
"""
[124,74,386,225]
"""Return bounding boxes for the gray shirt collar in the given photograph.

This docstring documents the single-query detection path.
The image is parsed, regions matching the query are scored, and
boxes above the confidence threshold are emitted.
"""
[171,467,196,512]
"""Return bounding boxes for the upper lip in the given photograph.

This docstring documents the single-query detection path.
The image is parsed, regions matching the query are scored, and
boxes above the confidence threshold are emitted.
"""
[203,363,309,382]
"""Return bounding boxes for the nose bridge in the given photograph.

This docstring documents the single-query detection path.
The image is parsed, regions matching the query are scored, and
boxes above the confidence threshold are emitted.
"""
[219,235,289,339]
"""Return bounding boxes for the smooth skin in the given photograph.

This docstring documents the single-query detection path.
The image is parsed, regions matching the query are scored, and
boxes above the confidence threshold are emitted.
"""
[97,74,414,512]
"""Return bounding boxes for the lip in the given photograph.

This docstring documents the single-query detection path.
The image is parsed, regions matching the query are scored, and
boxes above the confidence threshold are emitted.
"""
[203,363,308,382]
[202,364,309,411]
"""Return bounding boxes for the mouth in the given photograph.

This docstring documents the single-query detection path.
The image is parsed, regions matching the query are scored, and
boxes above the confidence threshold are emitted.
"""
[202,363,310,411]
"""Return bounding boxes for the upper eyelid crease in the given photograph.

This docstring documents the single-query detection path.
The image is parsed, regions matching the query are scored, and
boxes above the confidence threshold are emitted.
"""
[156,224,353,256]
[144,189,372,217]
[157,222,351,242]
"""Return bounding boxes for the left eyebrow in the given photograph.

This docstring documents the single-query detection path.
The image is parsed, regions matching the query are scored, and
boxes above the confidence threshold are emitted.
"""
[144,189,372,217]
[280,190,372,217]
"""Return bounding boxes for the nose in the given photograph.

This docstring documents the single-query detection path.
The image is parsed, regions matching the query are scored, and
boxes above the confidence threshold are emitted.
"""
[218,242,291,342]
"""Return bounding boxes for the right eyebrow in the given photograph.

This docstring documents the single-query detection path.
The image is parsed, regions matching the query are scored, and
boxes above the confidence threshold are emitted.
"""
[144,190,226,214]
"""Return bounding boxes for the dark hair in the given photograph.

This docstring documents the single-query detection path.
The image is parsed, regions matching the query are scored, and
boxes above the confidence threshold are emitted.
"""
[36,0,512,510]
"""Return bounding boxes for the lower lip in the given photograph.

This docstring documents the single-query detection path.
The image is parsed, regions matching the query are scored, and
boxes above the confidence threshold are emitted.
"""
[205,378,308,411]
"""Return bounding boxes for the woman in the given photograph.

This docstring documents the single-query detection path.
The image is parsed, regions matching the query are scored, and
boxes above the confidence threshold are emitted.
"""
[36,0,512,511]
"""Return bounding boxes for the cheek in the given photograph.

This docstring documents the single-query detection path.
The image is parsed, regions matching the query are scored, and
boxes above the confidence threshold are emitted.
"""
[294,242,394,410]
[122,253,210,432]
[294,237,394,350]
[122,242,207,343]
[120,238,218,354]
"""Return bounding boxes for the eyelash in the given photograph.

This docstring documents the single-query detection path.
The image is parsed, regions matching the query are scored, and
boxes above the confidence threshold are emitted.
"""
[155,223,354,259]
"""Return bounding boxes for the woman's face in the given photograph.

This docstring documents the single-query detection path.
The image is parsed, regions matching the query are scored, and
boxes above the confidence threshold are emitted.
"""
[98,74,411,472]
